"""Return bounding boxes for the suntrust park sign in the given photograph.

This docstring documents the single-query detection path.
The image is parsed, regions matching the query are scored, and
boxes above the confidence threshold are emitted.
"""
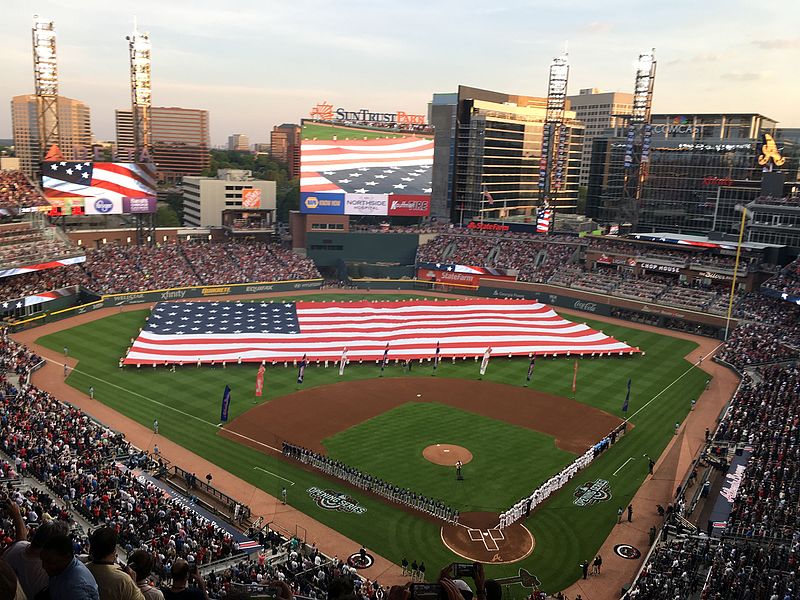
[310,101,426,125]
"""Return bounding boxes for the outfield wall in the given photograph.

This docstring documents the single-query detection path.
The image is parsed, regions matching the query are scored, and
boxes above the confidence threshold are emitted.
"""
[8,279,324,332]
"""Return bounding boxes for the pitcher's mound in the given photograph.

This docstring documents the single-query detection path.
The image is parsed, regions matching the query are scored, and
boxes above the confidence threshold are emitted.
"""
[441,511,534,564]
[423,444,473,466]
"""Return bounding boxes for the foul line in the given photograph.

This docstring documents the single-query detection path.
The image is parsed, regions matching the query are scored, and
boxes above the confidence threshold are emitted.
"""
[48,358,283,455]
[613,457,634,477]
[626,342,724,421]
[254,466,295,486]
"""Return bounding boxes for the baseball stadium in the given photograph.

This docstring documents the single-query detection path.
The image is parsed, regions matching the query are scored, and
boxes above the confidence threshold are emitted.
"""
[1,15,800,600]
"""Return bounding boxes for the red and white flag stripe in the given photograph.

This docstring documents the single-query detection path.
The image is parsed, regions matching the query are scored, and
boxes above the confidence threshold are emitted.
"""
[124,300,638,365]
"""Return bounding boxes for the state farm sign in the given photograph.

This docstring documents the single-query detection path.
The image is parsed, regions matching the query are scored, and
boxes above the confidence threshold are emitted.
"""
[387,194,430,216]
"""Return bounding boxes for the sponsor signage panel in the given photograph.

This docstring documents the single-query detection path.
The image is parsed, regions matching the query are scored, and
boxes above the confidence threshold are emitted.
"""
[344,193,388,216]
[241,188,262,209]
[639,262,682,274]
[300,192,345,215]
[122,197,157,213]
[387,194,430,216]
[85,197,123,214]
[467,221,541,234]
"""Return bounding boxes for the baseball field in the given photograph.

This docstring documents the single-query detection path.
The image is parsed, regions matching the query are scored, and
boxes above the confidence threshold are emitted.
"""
[33,292,708,592]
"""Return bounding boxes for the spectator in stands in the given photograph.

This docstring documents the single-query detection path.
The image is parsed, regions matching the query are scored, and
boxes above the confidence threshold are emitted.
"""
[87,526,144,600]
[127,550,164,600]
[40,533,99,599]
[3,503,71,599]
[0,558,25,600]
[161,558,208,600]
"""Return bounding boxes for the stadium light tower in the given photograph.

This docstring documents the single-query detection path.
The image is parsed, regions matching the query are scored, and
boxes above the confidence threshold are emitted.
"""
[32,16,59,173]
[619,49,657,229]
[127,19,152,161]
[538,49,569,224]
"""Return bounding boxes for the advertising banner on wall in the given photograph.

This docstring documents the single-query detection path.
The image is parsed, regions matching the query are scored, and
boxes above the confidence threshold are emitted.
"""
[122,197,157,213]
[344,193,388,215]
[84,197,124,214]
[387,195,430,216]
[300,192,345,214]
[241,188,262,209]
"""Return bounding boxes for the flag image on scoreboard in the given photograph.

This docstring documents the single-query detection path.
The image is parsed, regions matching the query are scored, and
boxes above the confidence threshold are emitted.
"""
[300,122,433,196]
[123,299,639,365]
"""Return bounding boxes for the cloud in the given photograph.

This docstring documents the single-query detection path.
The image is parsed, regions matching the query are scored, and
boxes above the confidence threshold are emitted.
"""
[722,72,762,82]
[751,38,800,49]
[579,21,613,34]
[667,53,719,66]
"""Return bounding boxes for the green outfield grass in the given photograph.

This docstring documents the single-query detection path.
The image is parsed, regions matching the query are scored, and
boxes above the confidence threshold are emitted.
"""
[302,122,431,141]
[324,402,574,512]
[35,293,708,593]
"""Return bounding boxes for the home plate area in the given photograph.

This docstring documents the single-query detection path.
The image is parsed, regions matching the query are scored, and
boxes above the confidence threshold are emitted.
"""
[441,511,534,564]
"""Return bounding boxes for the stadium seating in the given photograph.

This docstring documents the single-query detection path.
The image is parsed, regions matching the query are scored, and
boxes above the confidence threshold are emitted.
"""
[0,239,322,304]
[0,170,49,214]
[762,256,800,297]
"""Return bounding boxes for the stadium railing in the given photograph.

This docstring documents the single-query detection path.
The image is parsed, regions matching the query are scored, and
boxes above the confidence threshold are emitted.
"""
[171,463,252,525]
[7,278,325,332]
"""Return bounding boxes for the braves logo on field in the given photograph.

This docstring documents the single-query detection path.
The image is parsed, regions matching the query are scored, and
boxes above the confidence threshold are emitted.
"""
[573,479,612,506]
[307,487,367,514]
[614,544,642,560]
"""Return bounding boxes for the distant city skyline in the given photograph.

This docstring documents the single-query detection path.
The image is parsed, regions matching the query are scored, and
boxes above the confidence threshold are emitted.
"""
[2,0,798,146]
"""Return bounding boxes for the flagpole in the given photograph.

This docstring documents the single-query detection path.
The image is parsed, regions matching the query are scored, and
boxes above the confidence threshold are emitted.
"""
[724,207,748,341]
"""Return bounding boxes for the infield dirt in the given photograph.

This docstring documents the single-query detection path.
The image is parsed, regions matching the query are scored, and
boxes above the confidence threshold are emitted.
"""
[223,378,625,456]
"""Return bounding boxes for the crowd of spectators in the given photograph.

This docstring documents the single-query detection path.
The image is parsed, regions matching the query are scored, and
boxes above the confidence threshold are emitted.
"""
[0,239,322,305]
[629,286,800,599]
[0,171,48,215]
[0,223,81,270]
[762,256,800,298]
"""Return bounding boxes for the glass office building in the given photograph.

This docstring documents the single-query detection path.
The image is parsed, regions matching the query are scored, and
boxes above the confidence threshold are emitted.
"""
[587,113,799,235]
[430,86,583,224]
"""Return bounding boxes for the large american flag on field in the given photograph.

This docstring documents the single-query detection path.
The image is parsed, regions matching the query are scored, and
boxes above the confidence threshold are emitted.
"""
[123,299,638,365]
[42,162,156,202]
[301,136,433,195]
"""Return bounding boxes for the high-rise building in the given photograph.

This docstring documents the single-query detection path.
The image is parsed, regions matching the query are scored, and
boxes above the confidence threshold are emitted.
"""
[182,169,276,228]
[11,94,91,176]
[270,124,300,178]
[429,85,584,223]
[115,106,210,182]
[587,112,799,235]
[228,133,250,151]
[566,88,633,186]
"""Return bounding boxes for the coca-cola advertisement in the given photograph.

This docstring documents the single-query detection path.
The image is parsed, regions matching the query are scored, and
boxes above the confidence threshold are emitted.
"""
[387,195,430,216]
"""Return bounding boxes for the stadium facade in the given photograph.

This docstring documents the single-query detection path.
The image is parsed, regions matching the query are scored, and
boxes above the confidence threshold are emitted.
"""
[429,86,584,224]
[587,112,800,236]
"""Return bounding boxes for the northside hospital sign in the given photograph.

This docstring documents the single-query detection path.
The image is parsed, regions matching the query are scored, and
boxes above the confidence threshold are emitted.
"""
[309,101,426,125]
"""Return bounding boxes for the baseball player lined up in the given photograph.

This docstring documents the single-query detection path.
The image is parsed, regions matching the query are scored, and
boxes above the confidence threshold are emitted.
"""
[282,441,459,523]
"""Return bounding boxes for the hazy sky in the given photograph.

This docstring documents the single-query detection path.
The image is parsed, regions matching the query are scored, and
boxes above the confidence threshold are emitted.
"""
[2,0,799,146]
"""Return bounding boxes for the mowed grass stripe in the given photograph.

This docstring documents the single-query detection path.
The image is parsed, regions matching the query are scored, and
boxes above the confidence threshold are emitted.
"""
[323,403,575,513]
[35,295,707,592]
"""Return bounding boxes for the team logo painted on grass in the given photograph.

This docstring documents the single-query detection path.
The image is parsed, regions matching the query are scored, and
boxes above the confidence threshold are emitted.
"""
[614,544,642,560]
[347,551,375,569]
[573,479,612,506]
[307,487,367,514]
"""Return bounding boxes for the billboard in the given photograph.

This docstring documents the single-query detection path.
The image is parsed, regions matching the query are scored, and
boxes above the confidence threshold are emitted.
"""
[344,193,387,215]
[300,192,345,214]
[241,188,262,209]
[42,162,157,213]
[388,194,430,216]
[300,120,432,215]
[85,197,123,214]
